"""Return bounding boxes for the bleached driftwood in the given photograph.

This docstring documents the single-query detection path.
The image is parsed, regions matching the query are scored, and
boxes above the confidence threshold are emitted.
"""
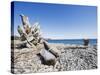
[43,41,60,57]
[39,49,56,65]
[17,14,60,65]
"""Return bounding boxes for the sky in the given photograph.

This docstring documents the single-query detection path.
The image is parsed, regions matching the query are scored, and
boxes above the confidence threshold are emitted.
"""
[12,1,97,39]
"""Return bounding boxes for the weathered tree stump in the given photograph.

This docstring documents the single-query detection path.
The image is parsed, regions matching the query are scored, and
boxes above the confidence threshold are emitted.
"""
[17,14,60,66]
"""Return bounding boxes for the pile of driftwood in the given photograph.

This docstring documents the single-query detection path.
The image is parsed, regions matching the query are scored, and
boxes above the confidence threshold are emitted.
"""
[17,14,60,66]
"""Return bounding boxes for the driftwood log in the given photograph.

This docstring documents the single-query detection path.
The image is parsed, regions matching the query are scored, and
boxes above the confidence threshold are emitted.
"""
[17,14,60,65]
[43,41,60,57]
[39,49,56,66]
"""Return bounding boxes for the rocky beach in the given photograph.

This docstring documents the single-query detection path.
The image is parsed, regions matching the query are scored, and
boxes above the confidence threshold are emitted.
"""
[11,39,97,74]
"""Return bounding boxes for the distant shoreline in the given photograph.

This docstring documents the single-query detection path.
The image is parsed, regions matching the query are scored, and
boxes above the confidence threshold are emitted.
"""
[11,35,97,40]
[11,35,97,45]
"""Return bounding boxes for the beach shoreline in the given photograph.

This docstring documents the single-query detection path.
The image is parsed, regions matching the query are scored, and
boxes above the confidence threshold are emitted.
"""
[11,39,97,74]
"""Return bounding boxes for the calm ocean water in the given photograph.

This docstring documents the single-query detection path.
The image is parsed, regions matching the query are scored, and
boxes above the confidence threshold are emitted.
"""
[47,39,97,45]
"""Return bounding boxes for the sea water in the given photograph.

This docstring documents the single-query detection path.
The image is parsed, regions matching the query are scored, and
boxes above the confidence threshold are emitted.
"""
[47,39,97,45]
